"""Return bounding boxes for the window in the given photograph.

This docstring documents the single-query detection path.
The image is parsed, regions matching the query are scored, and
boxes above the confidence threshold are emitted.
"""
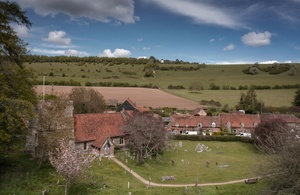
[83,142,87,150]
[120,137,124,145]
[197,123,202,128]
[227,122,231,127]
[212,122,216,128]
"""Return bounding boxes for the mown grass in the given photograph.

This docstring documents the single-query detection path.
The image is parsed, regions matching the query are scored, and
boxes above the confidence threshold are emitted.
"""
[165,89,297,108]
[0,140,267,194]
[27,62,300,108]
[116,140,266,184]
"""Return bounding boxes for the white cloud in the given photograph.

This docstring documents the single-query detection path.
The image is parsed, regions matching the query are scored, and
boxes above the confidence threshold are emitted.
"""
[16,0,138,24]
[241,31,272,46]
[30,48,88,56]
[138,38,143,42]
[148,0,244,28]
[43,31,71,46]
[214,60,254,65]
[143,47,150,50]
[99,48,131,57]
[259,60,278,64]
[13,25,30,38]
[65,49,88,56]
[138,56,147,59]
[210,39,215,43]
[223,43,234,51]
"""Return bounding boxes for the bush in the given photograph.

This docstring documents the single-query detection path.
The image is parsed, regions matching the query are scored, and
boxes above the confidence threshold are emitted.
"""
[168,85,185,89]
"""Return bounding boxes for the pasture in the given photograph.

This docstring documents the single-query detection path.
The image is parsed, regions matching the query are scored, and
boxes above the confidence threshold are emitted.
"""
[0,140,266,194]
[27,62,300,108]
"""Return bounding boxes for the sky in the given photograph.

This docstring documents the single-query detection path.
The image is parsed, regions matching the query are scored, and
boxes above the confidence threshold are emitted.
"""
[12,0,300,64]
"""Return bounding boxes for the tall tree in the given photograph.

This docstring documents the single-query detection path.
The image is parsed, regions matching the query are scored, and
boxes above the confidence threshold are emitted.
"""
[69,87,106,114]
[123,113,167,165]
[49,139,95,195]
[293,88,300,107]
[254,117,300,194]
[253,118,288,154]
[0,1,31,66]
[26,94,74,162]
[236,87,261,114]
[0,1,36,150]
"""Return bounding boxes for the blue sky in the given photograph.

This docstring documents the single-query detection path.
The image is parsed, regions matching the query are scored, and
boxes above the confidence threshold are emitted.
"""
[12,0,300,64]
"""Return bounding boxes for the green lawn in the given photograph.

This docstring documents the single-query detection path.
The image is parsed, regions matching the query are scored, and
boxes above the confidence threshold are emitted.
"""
[0,140,267,194]
[116,140,266,184]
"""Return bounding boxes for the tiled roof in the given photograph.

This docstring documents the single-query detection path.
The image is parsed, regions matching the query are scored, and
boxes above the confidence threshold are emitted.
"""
[74,112,125,148]
[169,115,220,128]
[220,113,260,128]
[260,113,300,123]
[123,98,150,112]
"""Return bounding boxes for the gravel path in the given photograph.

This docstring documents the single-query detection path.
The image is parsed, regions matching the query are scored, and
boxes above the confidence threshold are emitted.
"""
[111,157,258,187]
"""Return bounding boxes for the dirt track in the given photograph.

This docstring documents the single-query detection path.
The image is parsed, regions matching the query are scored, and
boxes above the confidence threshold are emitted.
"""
[35,85,201,110]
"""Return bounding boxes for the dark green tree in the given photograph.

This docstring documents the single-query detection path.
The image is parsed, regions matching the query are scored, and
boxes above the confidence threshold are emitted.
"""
[293,88,300,107]
[0,1,37,150]
[69,87,107,114]
[236,87,261,114]
[0,1,32,66]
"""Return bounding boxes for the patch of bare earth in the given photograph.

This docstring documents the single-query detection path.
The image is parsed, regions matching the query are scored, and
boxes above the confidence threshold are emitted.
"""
[35,86,201,110]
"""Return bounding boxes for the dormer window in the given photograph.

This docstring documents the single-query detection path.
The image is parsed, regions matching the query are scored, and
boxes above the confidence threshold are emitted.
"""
[227,122,231,127]
[240,122,244,127]
[212,122,216,128]
[197,123,203,128]
[175,122,179,127]
[186,124,189,128]
[253,122,258,127]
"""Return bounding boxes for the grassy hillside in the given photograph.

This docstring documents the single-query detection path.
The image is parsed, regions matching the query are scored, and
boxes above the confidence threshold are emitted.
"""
[26,62,300,108]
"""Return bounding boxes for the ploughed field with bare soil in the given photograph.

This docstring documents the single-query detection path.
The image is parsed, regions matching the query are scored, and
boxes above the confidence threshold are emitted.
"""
[35,85,201,110]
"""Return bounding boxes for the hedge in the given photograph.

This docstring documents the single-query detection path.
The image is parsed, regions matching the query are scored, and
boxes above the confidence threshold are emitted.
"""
[172,135,254,144]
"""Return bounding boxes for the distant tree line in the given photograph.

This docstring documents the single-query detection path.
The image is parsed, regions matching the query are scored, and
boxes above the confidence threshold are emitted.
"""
[159,65,203,71]
[243,63,297,75]
[85,81,159,89]
[34,79,81,86]
[22,55,201,65]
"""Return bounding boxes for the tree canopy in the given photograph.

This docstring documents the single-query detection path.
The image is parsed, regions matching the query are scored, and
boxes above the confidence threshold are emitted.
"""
[293,88,300,107]
[0,1,31,66]
[254,117,300,194]
[123,113,167,165]
[236,87,262,114]
[69,87,107,114]
[0,1,36,151]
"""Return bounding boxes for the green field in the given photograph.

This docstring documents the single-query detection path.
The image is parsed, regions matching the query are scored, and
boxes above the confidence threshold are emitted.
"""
[26,62,300,107]
[0,140,267,194]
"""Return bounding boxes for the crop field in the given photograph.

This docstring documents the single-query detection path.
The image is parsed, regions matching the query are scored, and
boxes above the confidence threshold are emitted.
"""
[28,62,300,108]
[35,85,201,109]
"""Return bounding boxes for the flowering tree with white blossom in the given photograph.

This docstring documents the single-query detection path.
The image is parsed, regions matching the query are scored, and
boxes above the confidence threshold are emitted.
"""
[49,139,95,195]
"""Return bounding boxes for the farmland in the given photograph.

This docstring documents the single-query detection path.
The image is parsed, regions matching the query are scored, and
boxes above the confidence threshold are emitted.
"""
[28,61,300,108]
